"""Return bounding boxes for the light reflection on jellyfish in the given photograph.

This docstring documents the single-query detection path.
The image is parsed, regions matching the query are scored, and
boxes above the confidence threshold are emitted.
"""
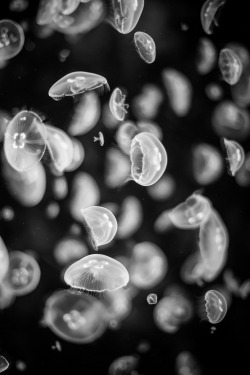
[175,351,201,375]
[219,48,243,86]
[200,0,227,35]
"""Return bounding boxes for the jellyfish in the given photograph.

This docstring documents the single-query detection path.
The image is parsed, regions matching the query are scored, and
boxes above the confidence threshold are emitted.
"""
[0,237,9,283]
[58,0,80,15]
[196,37,217,75]
[0,356,9,373]
[134,31,156,64]
[137,121,163,140]
[132,84,163,121]
[52,176,68,200]
[219,48,243,86]
[235,151,250,187]
[129,132,168,186]
[105,148,131,188]
[93,131,104,146]
[147,174,175,201]
[147,293,157,305]
[0,283,16,310]
[106,0,144,34]
[175,352,201,375]
[9,0,29,12]
[64,254,129,292]
[205,83,223,101]
[48,71,109,100]
[109,87,129,122]
[81,206,118,250]
[117,196,143,239]
[204,290,227,324]
[115,121,138,155]
[108,356,139,375]
[53,237,89,266]
[153,209,173,234]
[65,138,85,172]
[221,138,245,176]
[4,110,47,172]
[101,288,132,325]
[0,19,25,60]
[200,0,227,35]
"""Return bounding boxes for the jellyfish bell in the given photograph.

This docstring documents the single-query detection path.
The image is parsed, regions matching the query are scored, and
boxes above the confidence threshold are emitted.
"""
[204,289,227,324]
[219,48,243,86]
[0,19,25,60]
[115,121,138,155]
[221,138,245,176]
[134,31,156,64]
[108,356,139,375]
[0,237,9,283]
[200,0,227,35]
[0,356,9,373]
[196,37,217,75]
[109,87,129,122]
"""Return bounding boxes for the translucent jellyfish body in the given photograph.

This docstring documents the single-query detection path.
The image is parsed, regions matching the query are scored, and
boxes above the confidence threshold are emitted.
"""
[48,71,109,100]
[0,237,9,283]
[169,193,211,230]
[2,251,41,296]
[109,87,129,122]
[134,31,156,64]
[132,84,163,121]
[0,356,9,373]
[4,110,47,172]
[200,0,227,35]
[147,174,175,201]
[66,138,85,172]
[64,254,129,292]
[175,352,201,375]
[43,290,107,343]
[105,148,131,188]
[58,0,80,15]
[102,288,132,325]
[117,196,143,239]
[81,206,117,250]
[147,293,157,305]
[108,356,139,375]
[53,237,88,266]
[129,132,167,186]
[204,289,227,323]
[115,121,138,154]
[196,37,217,75]
[222,138,245,176]
[106,0,144,34]
[219,48,243,86]
[0,19,25,60]
[235,151,250,187]
[231,69,250,108]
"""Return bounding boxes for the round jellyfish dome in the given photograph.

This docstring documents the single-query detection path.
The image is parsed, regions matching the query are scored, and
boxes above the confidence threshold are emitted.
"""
[0,19,25,60]
[204,289,227,324]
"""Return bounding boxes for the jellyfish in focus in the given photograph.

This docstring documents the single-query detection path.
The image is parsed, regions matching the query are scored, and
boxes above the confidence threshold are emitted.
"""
[175,352,201,375]
[221,138,245,176]
[48,71,109,100]
[219,48,243,86]
[0,19,25,60]
[0,237,9,283]
[58,0,80,15]
[134,31,156,64]
[81,206,117,250]
[200,0,227,35]
[106,0,144,34]
[4,110,47,172]
[64,254,129,292]
[129,132,168,186]
[108,356,139,375]
[196,37,217,75]
[53,237,89,266]
[109,87,129,122]
[0,356,9,373]
[147,293,157,305]
[204,289,227,324]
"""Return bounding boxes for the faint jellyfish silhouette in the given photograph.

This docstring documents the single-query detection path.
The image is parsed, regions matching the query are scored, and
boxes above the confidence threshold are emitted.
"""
[9,0,29,12]
[65,138,85,172]
[58,0,80,15]
[52,175,68,200]
[0,356,9,373]
[36,0,58,25]
[2,251,41,296]
[0,237,9,283]
[117,196,143,239]
[106,0,144,34]
[147,174,175,201]
[235,151,250,187]
[134,31,156,64]
[102,288,132,326]
[239,280,250,299]
[51,340,62,352]
[43,290,107,343]
[115,121,138,155]
[15,360,27,372]
[0,19,25,60]
[0,283,16,310]
[104,148,131,188]
[109,87,129,122]
[196,37,217,75]
[200,0,227,35]
[64,254,129,292]
[221,138,245,176]
[180,251,206,286]
[223,269,240,297]
[53,237,88,266]
[219,48,243,85]
[0,206,15,222]
[175,351,201,375]
[137,121,163,140]
[132,84,163,121]
[108,355,139,375]
[205,83,223,101]
[129,132,168,186]
[4,110,47,172]
[231,68,250,108]
[81,206,117,250]
[48,71,109,100]
[153,209,173,234]
[0,110,10,142]
[93,131,104,146]
[204,289,227,323]
[45,201,60,219]
[147,293,157,305]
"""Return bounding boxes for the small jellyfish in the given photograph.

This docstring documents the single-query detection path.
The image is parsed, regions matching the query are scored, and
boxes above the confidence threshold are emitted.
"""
[134,31,156,64]
[108,356,138,375]
[48,71,109,100]
[51,340,62,351]
[109,87,129,122]
[204,290,227,324]
[0,356,9,373]
[147,293,157,305]
[81,206,117,250]
[4,110,47,172]
[115,121,138,155]
[9,0,29,12]
[200,0,227,35]
[129,132,168,186]
[64,254,129,292]
[221,138,245,176]
[175,352,201,375]
[0,19,25,60]
[93,132,104,146]
[219,48,243,85]
[106,0,144,34]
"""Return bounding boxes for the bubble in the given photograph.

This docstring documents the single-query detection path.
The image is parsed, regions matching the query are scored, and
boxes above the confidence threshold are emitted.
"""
[93,131,104,146]
[64,254,129,292]
[0,19,25,60]
[0,356,9,373]
[108,355,139,375]
[109,87,129,122]
[147,293,157,305]
[221,138,245,176]
[102,288,132,324]
[134,31,156,64]
[200,0,227,35]
[196,37,217,75]
[231,68,250,108]
[204,289,227,324]
[219,48,243,85]
[106,0,144,34]
[104,148,131,188]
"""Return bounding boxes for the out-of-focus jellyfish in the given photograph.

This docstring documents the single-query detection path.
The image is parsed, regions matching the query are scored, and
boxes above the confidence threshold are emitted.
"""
[64,254,129,292]
[9,0,29,12]
[0,356,9,373]
[65,138,85,172]
[137,121,163,141]
[129,242,168,289]
[51,340,62,352]
[147,174,175,201]
[43,290,107,343]
[115,121,138,155]
[93,131,104,146]
[59,48,70,62]
[80,206,117,250]
[132,84,163,121]
[204,289,227,324]
[221,138,245,176]
[52,176,68,200]
[235,151,250,187]
[36,0,58,25]
[134,31,156,64]
[226,43,250,72]
[219,48,243,86]
[68,92,100,136]
[58,0,80,15]
[0,206,15,222]
[48,71,109,100]
[117,196,143,239]
[169,193,211,230]
[205,83,223,101]
[239,280,250,299]
[153,209,173,234]
[231,69,250,108]
[147,293,157,305]
[223,269,240,297]
[196,37,217,74]
[45,201,60,219]
[54,237,88,266]
[0,283,16,310]
[162,69,192,117]
[106,0,144,34]
[102,101,120,129]
[192,143,223,185]
[175,351,201,375]
[0,237,9,283]
[104,148,131,188]
[200,0,227,35]
[4,110,47,172]
[212,101,250,140]
[0,111,10,142]
[102,288,132,326]
[109,87,129,122]
[108,356,139,375]
[0,19,25,60]
[129,132,168,186]
[69,172,100,221]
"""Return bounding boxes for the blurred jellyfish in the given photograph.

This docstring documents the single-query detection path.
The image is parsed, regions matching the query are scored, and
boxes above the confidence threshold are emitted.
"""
[0,111,10,142]
[0,19,25,60]
[64,254,129,292]
[65,138,85,172]
[52,176,68,200]
[147,293,157,305]
[153,209,173,234]
[196,37,217,74]
[48,71,109,100]
[130,132,168,186]
[137,121,163,140]
[43,290,107,343]
[94,131,104,146]
[4,110,47,172]
[0,356,9,373]
[69,172,100,221]
[180,251,206,286]
[104,148,131,188]
[51,340,62,352]
[219,48,243,86]
[205,83,223,101]
[235,151,250,187]
[0,206,15,222]
[223,269,240,297]
[36,0,59,25]
[58,0,80,15]
[200,0,227,35]
[115,121,138,155]
[0,283,16,310]
[45,201,60,219]
[226,43,250,72]
[108,356,139,375]
[204,289,227,324]
[0,237,9,283]
[53,236,88,266]
[134,31,156,64]
[117,196,143,239]
[175,351,201,375]
[147,174,175,201]
[132,84,163,121]
[192,143,223,185]
[106,0,144,34]
[9,0,29,12]
[102,288,132,325]
[221,138,245,176]
[129,242,168,289]
[81,206,117,250]
[162,69,192,117]
[2,251,41,296]
[109,87,129,122]
[231,69,250,108]
[169,193,211,230]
